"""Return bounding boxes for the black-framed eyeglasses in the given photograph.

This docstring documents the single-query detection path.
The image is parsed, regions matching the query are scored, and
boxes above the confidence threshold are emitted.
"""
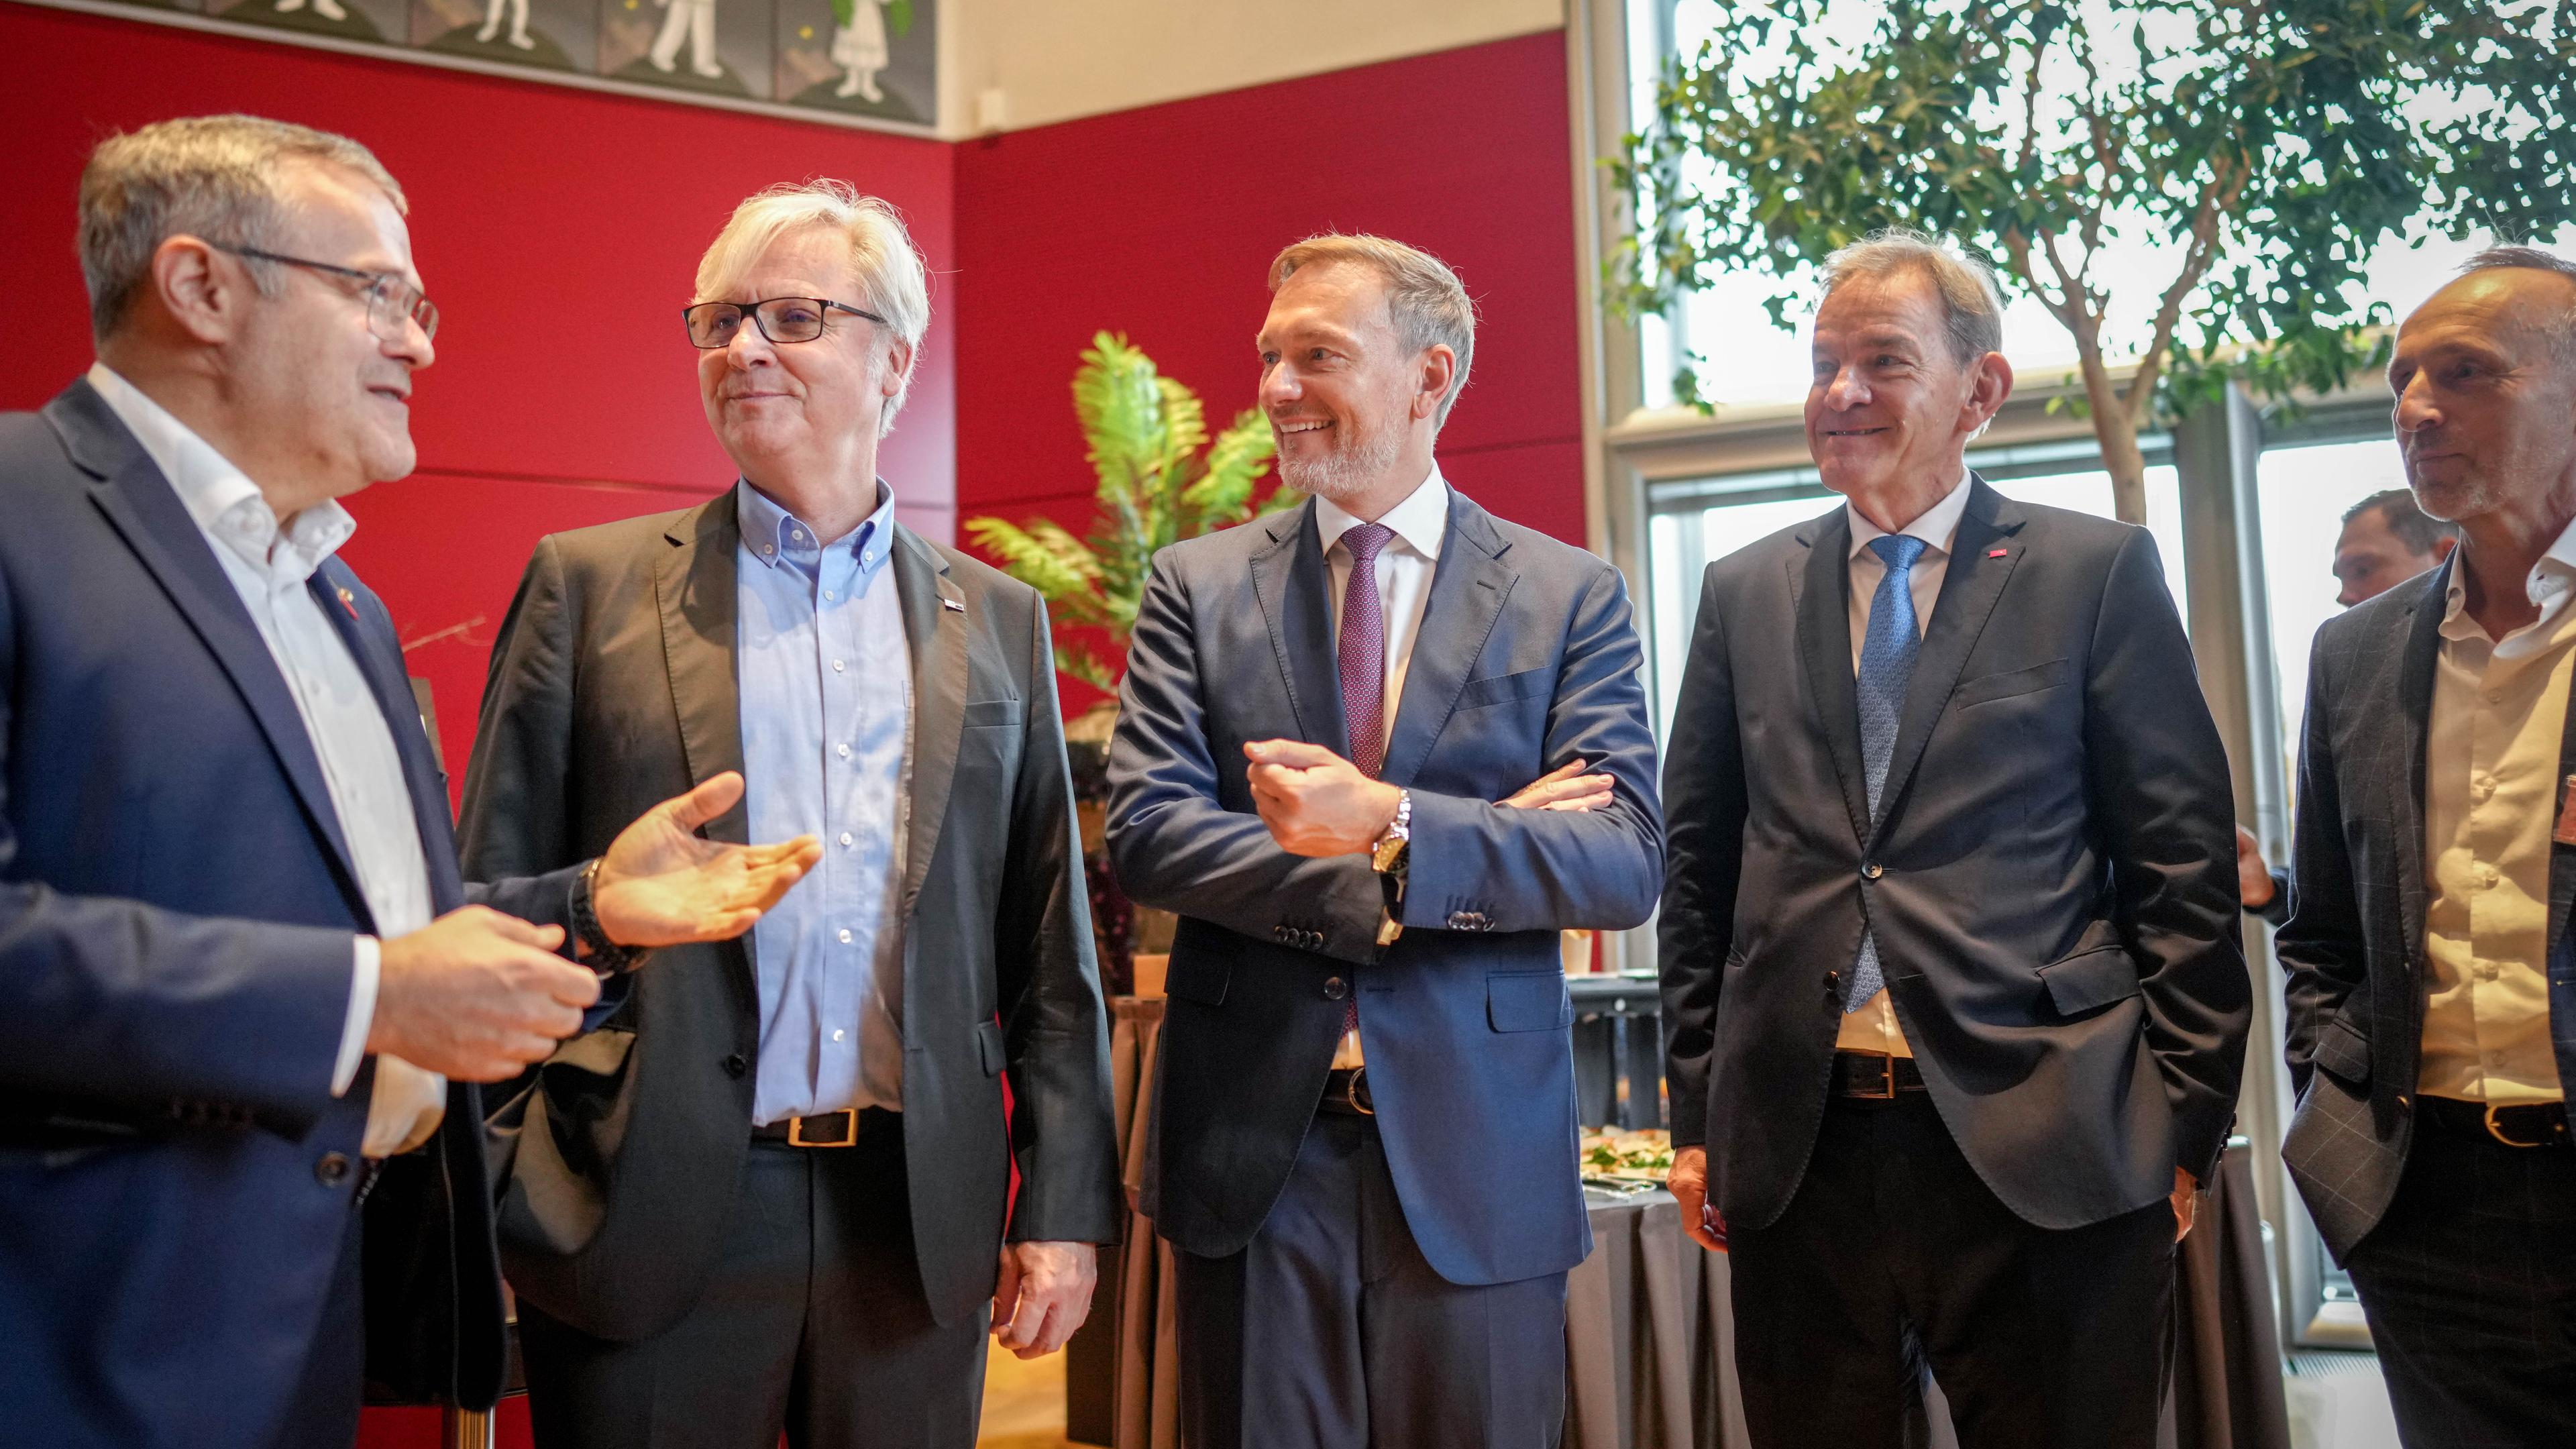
[683,297,885,349]
[209,241,439,343]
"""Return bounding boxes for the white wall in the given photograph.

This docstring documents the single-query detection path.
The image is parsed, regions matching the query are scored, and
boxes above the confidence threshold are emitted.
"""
[938,0,1564,136]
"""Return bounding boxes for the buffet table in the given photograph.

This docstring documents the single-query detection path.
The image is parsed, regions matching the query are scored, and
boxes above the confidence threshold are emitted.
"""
[1071,997,2292,1449]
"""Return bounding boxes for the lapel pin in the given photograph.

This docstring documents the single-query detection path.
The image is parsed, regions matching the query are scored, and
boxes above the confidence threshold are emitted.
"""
[941,596,965,612]
[1987,547,2008,558]
[335,586,360,620]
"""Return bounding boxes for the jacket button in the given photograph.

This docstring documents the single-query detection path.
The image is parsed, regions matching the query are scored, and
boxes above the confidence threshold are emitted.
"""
[1824,971,1840,990]
[1324,977,1348,1001]
[723,1053,749,1079]
[315,1152,352,1188]
[1861,862,1883,880]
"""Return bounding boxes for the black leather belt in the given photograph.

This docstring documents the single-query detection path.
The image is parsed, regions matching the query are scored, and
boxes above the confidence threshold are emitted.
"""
[751,1107,894,1147]
[1829,1051,1927,1099]
[2418,1094,2571,1149]
[1318,1067,1375,1118]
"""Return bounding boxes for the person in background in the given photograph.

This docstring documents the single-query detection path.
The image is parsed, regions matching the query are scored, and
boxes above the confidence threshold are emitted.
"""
[459,180,1120,1449]
[2241,488,2458,923]
[1107,233,1661,1448]
[1658,227,2249,1448]
[2278,246,2576,1447]
[0,114,817,1449]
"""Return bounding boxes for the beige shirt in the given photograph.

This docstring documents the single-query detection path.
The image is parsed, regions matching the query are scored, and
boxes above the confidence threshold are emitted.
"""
[2419,527,2576,1104]
[1316,467,1450,1070]
[1831,472,1972,1057]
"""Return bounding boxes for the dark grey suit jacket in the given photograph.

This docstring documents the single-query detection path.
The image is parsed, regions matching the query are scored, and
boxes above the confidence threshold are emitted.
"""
[2278,557,2576,1263]
[458,489,1120,1340]
[1108,491,1663,1286]
[1660,478,2249,1233]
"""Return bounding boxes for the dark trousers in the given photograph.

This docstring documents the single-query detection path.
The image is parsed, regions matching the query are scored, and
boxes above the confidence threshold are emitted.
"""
[2343,1104,2576,1449]
[1173,1112,1568,1449]
[1729,1094,2174,1449]
[519,1118,989,1449]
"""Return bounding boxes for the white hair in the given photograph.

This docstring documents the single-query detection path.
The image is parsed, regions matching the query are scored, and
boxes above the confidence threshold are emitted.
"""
[79,114,406,340]
[695,180,931,435]
[1818,227,2006,366]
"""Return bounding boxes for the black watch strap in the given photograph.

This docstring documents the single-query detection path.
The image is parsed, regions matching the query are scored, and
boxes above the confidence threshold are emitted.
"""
[571,857,643,975]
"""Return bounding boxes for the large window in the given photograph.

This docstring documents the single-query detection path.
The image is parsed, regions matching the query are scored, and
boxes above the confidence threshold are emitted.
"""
[2256,431,2416,767]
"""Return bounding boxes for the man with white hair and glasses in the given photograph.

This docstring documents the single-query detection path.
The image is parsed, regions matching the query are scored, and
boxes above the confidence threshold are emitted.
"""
[1658,228,2248,1446]
[0,115,820,1448]
[459,180,1119,1449]
[1108,233,1662,1447]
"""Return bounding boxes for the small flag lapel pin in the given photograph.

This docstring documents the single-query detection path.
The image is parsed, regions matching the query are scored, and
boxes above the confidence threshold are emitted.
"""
[941,596,965,612]
[1987,547,2008,558]
[336,586,359,620]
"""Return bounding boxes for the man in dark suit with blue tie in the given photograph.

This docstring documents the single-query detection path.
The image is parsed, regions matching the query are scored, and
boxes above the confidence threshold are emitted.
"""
[1108,233,1663,1448]
[0,115,817,1448]
[1658,229,2249,1447]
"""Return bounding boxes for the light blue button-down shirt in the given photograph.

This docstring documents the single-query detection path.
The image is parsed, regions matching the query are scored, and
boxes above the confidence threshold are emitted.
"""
[736,478,912,1123]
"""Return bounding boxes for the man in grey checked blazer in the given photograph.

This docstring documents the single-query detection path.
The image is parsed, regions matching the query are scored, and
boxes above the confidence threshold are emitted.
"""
[2280,248,2576,1447]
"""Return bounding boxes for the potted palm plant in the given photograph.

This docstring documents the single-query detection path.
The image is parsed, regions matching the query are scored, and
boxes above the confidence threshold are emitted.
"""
[965,331,1293,990]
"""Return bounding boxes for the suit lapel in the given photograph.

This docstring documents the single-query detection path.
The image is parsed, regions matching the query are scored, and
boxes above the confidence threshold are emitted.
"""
[2392,560,2447,967]
[52,383,368,904]
[1792,508,1871,845]
[1872,478,2027,841]
[894,525,969,916]
[311,559,468,911]
[1248,500,1351,757]
[654,492,750,846]
[1381,494,1514,786]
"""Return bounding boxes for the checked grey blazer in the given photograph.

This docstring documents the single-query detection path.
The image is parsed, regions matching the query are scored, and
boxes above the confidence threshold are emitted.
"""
[2279,554,2576,1262]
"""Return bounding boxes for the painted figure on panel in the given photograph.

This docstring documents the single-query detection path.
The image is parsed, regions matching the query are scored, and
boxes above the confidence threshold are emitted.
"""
[649,0,722,78]
[830,0,889,99]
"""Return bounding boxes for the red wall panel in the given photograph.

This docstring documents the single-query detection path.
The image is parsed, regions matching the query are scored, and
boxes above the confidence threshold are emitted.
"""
[949,31,1588,713]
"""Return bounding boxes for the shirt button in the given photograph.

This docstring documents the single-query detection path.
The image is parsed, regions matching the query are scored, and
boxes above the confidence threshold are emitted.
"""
[838,928,854,945]
[792,529,807,543]
[823,590,836,601]
[2486,689,2505,704]
[833,659,846,672]
[837,744,851,759]
[832,1028,847,1043]
[762,544,776,556]
[840,832,855,847]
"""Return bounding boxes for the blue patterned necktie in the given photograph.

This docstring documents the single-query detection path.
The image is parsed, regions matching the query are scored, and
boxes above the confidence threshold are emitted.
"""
[1848,533,1928,1012]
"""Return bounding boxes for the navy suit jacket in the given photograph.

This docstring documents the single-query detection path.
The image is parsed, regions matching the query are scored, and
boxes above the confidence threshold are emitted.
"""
[1659,480,2249,1233]
[0,380,580,1447]
[2278,557,2576,1262]
[1107,490,1663,1287]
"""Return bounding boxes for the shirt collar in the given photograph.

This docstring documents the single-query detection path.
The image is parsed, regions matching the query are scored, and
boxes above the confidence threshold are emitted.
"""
[737,477,899,574]
[1313,464,1450,562]
[86,361,355,589]
[1846,468,1973,561]
[2439,513,2576,641]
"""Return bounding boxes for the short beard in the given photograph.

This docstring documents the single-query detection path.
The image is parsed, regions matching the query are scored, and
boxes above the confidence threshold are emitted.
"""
[1278,414,1404,504]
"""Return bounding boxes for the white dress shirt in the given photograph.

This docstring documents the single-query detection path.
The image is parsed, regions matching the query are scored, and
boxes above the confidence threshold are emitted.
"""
[88,363,446,1157]
[2418,521,2576,1104]
[1314,466,1452,1069]
[1835,470,1973,1057]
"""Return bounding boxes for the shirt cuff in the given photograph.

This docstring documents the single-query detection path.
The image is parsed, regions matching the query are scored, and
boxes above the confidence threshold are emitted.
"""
[333,935,380,1098]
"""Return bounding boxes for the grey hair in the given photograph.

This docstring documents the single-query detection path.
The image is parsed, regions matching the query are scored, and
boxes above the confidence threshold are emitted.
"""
[2341,486,2457,556]
[695,180,931,437]
[79,114,407,341]
[2460,245,2576,362]
[1269,233,1479,428]
[1818,227,2006,367]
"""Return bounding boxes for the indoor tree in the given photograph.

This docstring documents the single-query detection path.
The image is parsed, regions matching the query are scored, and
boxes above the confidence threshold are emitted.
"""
[1615,0,2576,522]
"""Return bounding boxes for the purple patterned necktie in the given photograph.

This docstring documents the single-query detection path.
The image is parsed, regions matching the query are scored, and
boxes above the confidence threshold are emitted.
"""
[1336,522,1394,1042]
[1338,523,1395,780]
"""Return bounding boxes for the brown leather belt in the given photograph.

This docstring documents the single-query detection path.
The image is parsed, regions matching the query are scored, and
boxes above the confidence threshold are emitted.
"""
[1318,1067,1375,1118]
[1829,1051,1927,1099]
[2418,1094,2571,1149]
[751,1107,895,1147]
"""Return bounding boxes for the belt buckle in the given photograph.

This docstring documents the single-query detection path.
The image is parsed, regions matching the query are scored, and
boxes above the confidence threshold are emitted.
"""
[1344,1069,1375,1117]
[1851,1054,1898,1101]
[788,1110,859,1148]
[2483,1102,2554,1150]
